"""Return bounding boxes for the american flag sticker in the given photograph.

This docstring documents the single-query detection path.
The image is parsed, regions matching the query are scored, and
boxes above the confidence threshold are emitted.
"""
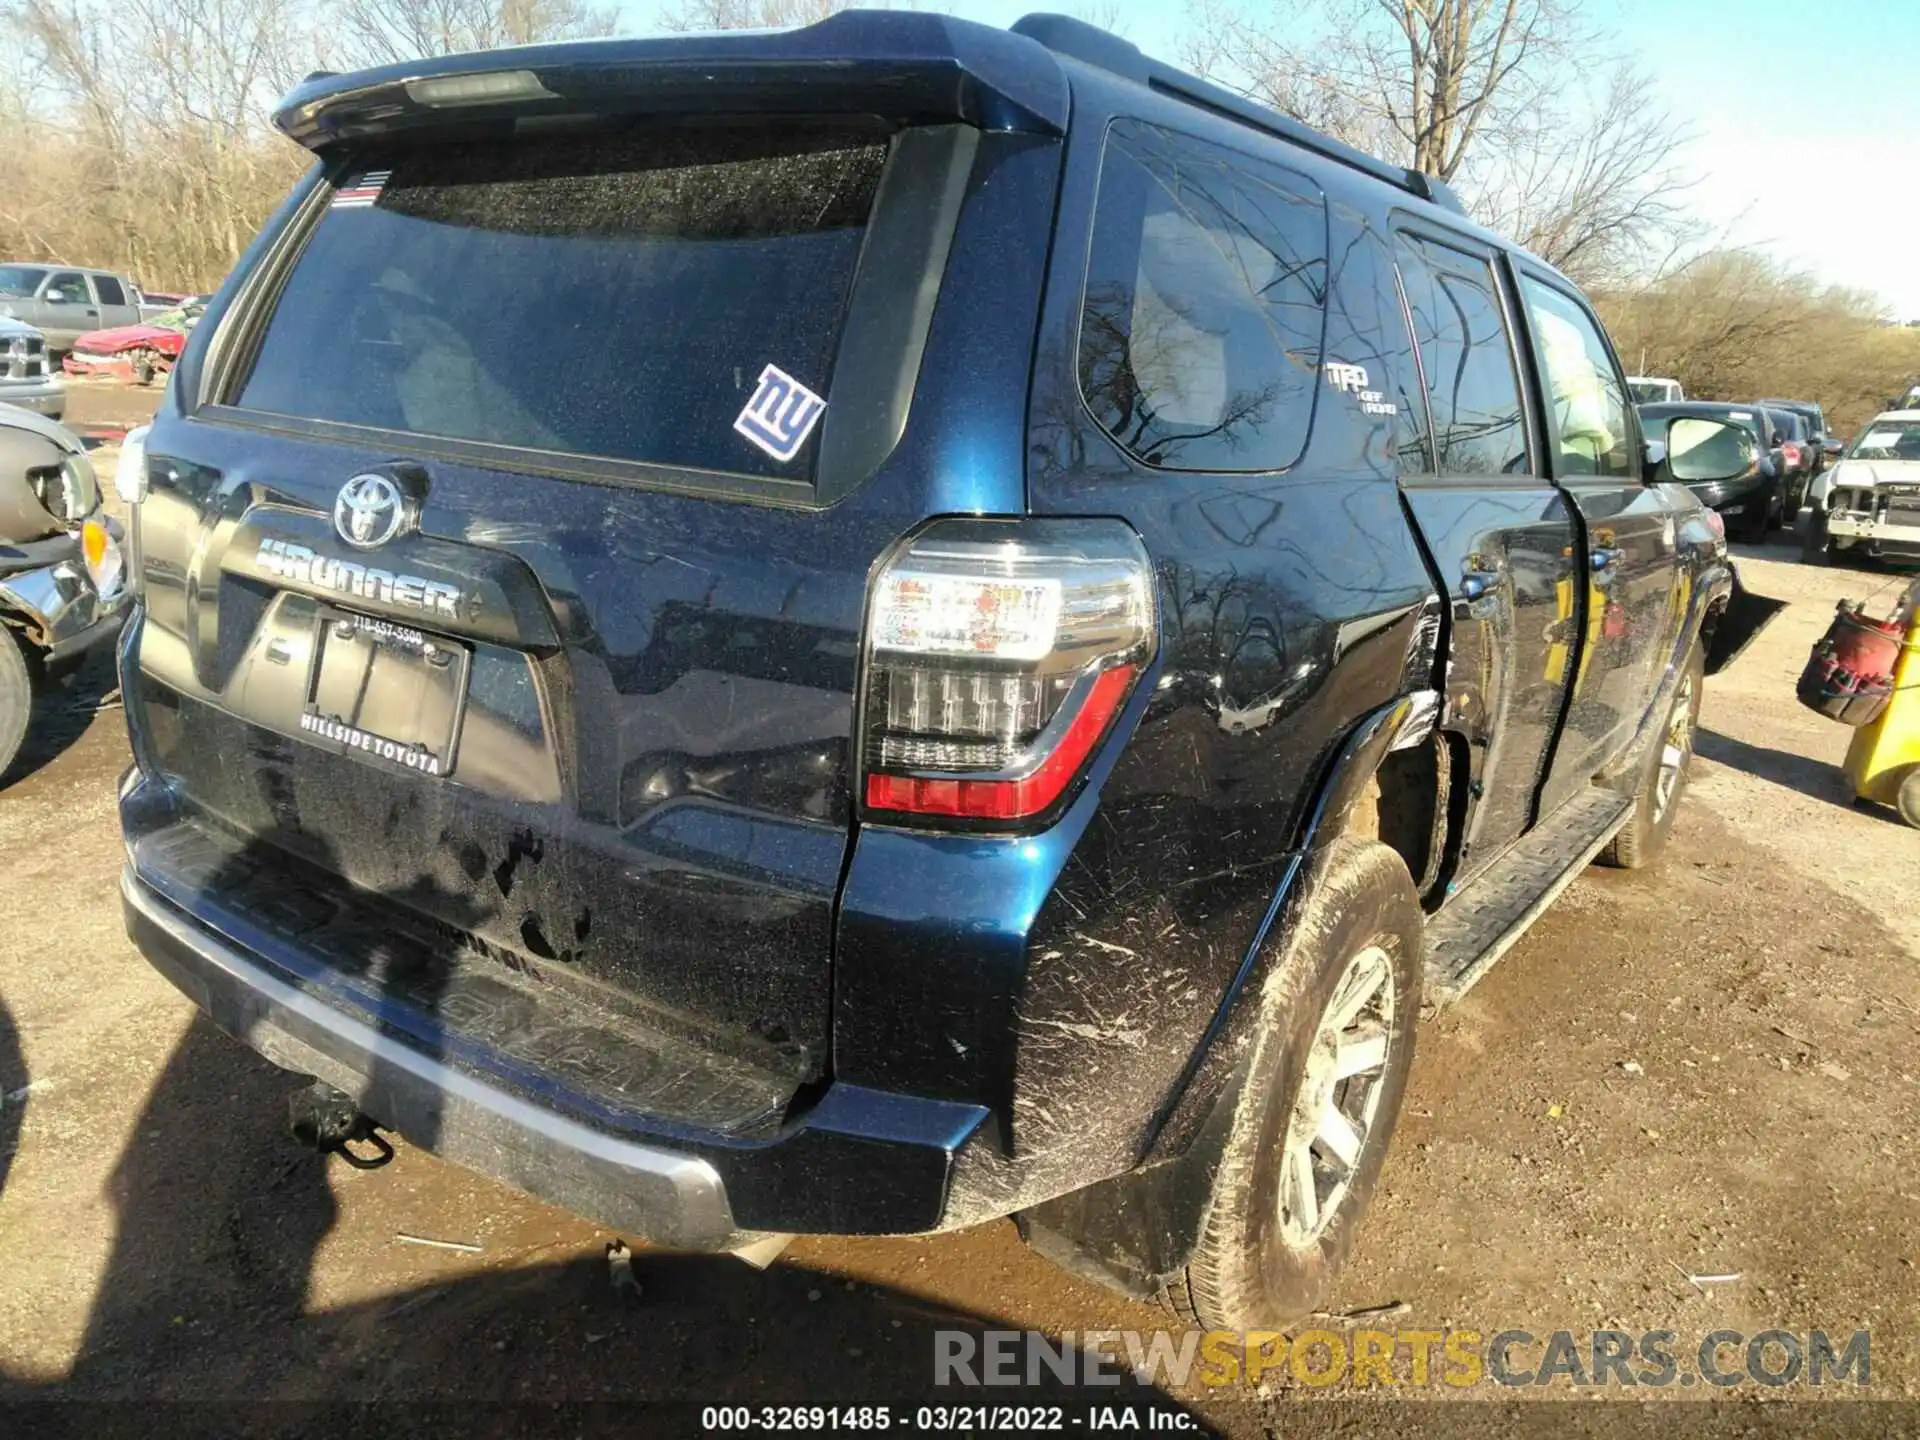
[330,170,391,209]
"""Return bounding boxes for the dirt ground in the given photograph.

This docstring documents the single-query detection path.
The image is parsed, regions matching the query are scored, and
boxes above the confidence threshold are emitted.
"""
[1,383,1916,1432]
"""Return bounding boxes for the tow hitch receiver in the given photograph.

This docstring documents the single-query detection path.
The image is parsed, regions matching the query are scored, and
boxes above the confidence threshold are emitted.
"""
[288,1080,395,1170]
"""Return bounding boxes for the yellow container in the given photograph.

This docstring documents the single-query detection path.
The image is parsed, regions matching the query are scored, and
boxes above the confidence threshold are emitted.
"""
[1843,601,1920,823]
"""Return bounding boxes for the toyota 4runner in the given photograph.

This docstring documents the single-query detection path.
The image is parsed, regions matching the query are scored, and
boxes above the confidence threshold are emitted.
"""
[114,13,1771,1326]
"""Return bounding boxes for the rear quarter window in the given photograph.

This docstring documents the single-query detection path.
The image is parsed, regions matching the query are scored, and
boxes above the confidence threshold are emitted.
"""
[232,125,891,481]
[1077,120,1329,473]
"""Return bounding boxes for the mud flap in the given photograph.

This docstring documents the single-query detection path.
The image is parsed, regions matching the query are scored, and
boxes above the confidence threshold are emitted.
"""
[1706,568,1785,676]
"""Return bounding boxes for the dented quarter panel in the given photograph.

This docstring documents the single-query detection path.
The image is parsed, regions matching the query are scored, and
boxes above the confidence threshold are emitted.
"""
[840,72,1441,1225]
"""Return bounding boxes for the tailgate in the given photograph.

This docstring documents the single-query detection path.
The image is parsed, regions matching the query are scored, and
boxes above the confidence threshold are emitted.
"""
[122,101,1057,1117]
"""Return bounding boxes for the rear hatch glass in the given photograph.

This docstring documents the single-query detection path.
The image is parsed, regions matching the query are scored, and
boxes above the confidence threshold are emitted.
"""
[235,124,890,481]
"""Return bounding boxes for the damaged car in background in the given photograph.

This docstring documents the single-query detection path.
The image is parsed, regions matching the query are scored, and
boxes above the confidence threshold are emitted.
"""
[0,405,130,777]
[64,298,210,386]
[1802,410,1920,566]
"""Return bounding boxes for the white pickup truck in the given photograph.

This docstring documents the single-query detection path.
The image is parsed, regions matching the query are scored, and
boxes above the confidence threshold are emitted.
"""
[0,262,148,359]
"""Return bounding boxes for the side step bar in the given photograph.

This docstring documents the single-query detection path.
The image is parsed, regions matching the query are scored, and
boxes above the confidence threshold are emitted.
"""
[1423,788,1633,1006]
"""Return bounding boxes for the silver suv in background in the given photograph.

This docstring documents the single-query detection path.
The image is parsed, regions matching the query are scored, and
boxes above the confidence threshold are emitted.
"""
[0,263,146,359]
[0,315,65,420]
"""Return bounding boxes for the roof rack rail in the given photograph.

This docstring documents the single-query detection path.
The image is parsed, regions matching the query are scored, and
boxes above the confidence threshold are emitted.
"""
[1010,12,1467,216]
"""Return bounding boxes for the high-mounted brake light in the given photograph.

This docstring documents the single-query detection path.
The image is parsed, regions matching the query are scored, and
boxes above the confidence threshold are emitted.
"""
[405,70,553,108]
[859,519,1155,827]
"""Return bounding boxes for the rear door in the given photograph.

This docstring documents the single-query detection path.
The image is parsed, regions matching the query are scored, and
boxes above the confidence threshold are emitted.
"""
[1389,227,1578,882]
[89,272,140,329]
[125,117,1054,1117]
[1514,269,1683,810]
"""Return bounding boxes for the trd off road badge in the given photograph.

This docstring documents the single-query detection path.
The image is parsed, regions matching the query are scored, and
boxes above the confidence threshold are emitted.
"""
[734,363,826,463]
[1323,360,1398,417]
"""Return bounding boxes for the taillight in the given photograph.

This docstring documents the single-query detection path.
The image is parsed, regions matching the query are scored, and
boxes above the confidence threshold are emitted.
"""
[859,518,1156,828]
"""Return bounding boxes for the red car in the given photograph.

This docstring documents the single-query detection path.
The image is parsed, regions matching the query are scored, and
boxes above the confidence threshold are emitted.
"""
[63,298,207,385]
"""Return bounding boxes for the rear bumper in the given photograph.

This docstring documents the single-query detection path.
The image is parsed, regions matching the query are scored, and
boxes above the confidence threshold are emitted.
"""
[121,859,987,1246]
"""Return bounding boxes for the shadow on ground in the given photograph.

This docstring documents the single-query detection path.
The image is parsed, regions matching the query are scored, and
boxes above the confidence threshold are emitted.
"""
[0,1011,1189,1418]
[1695,727,1858,808]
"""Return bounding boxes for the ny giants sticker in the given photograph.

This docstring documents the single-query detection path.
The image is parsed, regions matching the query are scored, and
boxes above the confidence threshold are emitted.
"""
[734,363,826,463]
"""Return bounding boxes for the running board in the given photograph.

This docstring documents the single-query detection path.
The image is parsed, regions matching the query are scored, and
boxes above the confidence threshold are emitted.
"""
[1423,788,1633,1007]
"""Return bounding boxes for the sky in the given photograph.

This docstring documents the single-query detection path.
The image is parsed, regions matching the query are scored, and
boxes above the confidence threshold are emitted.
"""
[623,0,1920,316]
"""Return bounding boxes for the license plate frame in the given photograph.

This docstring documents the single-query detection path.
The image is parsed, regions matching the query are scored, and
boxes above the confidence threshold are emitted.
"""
[299,606,471,779]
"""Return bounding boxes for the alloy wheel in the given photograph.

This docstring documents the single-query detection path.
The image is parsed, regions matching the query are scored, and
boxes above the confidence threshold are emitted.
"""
[1277,944,1395,1248]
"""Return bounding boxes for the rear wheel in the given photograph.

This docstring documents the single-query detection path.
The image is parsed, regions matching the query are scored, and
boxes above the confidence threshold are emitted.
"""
[1601,642,1702,868]
[0,627,36,780]
[1160,839,1422,1330]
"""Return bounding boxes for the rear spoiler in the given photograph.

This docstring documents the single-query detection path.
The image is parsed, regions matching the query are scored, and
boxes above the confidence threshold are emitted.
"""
[271,12,1071,148]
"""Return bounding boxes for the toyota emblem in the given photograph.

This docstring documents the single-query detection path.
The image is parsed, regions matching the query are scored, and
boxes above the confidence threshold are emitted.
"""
[334,473,406,549]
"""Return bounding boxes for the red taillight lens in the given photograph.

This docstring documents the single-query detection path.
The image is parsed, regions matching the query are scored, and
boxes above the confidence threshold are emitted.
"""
[859,519,1155,828]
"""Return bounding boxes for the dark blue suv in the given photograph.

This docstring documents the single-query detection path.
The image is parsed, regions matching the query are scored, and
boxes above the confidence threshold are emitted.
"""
[113,12,1764,1327]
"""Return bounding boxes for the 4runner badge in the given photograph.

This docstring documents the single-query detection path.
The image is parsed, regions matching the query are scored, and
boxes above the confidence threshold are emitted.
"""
[1322,361,1398,417]
[255,537,464,619]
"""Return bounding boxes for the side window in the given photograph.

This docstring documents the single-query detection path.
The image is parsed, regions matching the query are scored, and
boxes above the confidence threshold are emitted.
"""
[93,274,126,307]
[1079,120,1329,472]
[1519,276,1632,478]
[1392,235,1529,475]
[43,271,89,305]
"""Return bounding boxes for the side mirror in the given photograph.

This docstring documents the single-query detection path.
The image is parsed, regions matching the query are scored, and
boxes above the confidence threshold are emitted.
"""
[1666,417,1756,483]
[1642,438,1668,471]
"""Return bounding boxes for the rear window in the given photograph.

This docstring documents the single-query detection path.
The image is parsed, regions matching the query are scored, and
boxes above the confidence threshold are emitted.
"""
[234,125,891,480]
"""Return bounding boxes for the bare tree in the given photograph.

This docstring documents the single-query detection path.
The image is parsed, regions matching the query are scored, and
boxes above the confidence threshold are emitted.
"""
[657,0,853,31]
[2,0,321,288]
[1594,249,1920,434]
[1467,60,1697,283]
[325,0,615,69]
[1188,0,1694,284]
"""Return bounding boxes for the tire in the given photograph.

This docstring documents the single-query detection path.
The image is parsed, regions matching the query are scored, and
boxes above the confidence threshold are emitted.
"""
[0,626,35,781]
[131,349,156,386]
[1897,767,1920,830]
[1801,507,1832,566]
[1160,838,1422,1330]
[1731,497,1769,543]
[1600,641,1703,868]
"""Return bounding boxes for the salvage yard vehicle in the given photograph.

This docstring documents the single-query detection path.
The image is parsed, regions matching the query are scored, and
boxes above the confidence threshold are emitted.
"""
[1802,410,1920,566]
[64,298,209,386]
[0,405,129,776]
[0,264,146,360]
[1627,375,1685,404]
[113,14,1771,1329]
[0,316,65,420]
[1636,399,1784,539]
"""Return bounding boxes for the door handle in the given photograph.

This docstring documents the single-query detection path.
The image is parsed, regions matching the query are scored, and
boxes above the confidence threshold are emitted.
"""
[1590,546,1622,572]
[1460,560,1503,599]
